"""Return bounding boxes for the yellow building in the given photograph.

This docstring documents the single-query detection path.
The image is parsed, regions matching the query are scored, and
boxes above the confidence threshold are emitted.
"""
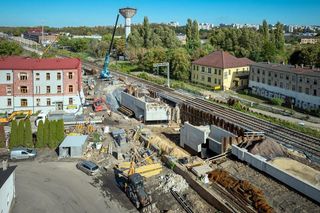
[191,51,253,90]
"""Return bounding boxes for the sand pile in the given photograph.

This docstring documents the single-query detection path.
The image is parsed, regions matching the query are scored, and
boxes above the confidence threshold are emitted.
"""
[248,138,286,159]
[156,173,189,193]
[149,135,189,158]
[270,157,320,188]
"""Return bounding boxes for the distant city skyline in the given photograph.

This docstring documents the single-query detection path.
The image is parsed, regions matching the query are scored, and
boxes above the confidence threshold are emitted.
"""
[1,0,320,27]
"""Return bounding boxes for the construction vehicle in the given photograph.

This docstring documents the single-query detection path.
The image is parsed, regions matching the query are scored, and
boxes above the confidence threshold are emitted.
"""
[93,98,108,112]
[100,14,120,80]
[115,160,152,209]
[0,110,32,124]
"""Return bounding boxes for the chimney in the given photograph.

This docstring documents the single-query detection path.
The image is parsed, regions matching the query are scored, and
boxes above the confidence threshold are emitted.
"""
[2,160,8,171]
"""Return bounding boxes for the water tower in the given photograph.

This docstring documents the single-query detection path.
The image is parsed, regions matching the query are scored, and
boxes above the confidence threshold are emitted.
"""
[119,7,137,41]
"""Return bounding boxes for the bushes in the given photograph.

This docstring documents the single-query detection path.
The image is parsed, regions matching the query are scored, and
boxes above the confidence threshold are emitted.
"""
[0,125,5,148]
[271,97,284,106]
[36,119,64,149]
[9,119,33,148]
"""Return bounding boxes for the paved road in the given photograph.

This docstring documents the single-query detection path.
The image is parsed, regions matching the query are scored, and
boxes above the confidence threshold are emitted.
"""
[11,161,137,213]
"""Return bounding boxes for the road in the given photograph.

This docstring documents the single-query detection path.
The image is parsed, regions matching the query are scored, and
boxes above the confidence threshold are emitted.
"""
[11,161,137,213]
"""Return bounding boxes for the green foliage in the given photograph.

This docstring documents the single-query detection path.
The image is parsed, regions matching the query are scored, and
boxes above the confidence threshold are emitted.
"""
[56,119,65,143]
[168,48,191,81]
[48,120,57,148]
[0,39,23,56]
[185,19,201,52]
[0,125,5,148]
[36,120,44,148]
[289,43,320,67]
[24,119,33,147]
[43,118,50,147]
[9,120,18,149]
[17,120,25,147]
[271,97,285,106]
[140,47,167,71]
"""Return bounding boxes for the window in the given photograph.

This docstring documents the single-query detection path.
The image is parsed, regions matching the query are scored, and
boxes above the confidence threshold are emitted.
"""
[218,79,221,84]
[214,69,217,74]
[21,99,28,107]
[298,87,302,92]
[280,82,283,88]
[46,86,51,93]
[262,70,265,75]
[268,80,271,85]
[218,70,221,75]
[208,68,211,74]
[69,98,73,105]
[274,81,278,86]
[257,77,260,83]
[314,89,317,96]
[57,85,61,93]
[314,80,317,85]
[228,70,231,75]
[280,73,283,79]
[35,73,40,80]
[208,77,211,83]
[197,66,199,71]
[274,73,277,78]
[201,67,205,72]
[305,88,309,95]
[306,78,310,83]
[20,86,28,93]
[201,75,205,81]
[6,86,11,95]
[299,77,302,82]
[46,73,50,80]
[257,69,260,74]
[47,98,51,106]
[68,72,73,79]
[286,75,289,80]
[251,68,254,73]
[193,65,195,70]
[7,98,11,106]
[236,69,239,74]
[36,98,40,106]
[262,78,265,84]
[68,85,73,93]
[292,85,295,91]
[214,78,217,84]
[57,72,61,80]
[6,73,11,81]
[268,72,271,77]
[20,72,27,80]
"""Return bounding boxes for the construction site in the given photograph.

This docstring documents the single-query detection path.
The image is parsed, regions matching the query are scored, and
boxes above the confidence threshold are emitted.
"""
[1,7,320,213]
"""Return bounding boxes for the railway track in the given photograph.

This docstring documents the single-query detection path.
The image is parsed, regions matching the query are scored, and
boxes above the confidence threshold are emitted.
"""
[82,62,320,160]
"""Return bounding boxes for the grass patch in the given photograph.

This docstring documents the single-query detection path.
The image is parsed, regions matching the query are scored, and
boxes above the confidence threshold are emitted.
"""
[109,62,140,73]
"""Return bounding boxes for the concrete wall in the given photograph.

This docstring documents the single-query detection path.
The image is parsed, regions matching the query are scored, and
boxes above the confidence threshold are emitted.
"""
[208,125,235,154]
[121,92,169,122]
[231,145,320,203]
[180,122,210,153]
[71,145,83,158]
[0,171,15,213]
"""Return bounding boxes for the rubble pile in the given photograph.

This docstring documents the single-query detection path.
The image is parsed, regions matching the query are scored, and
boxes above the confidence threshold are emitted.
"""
[156,173,188,193]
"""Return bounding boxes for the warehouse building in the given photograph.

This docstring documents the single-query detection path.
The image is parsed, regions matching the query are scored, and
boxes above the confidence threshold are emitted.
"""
[191,51,253,90]
[0,56,84,114]
[249,62,320,110]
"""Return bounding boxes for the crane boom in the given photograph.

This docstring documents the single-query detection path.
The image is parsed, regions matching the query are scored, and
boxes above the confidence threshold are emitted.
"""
[100,14,120,80]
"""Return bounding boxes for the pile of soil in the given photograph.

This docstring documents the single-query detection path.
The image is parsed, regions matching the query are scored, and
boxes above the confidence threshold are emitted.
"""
[248,138,287,159]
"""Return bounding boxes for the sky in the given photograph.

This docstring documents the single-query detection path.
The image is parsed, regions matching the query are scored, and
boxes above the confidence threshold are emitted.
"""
[1,0,319,27]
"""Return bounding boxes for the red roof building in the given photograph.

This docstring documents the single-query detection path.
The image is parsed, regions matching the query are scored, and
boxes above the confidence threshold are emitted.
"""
[0,57,83,114]
[191,51,253,90]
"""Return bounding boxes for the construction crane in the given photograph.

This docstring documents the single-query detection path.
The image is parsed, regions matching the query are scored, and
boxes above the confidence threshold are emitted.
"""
[40,34,60,58]
[100,14,120,80]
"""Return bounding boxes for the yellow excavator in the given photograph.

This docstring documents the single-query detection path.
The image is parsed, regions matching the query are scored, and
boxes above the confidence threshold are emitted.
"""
[0,110,32,123]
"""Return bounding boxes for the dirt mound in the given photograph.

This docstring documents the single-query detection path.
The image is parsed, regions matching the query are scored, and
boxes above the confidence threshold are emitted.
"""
[248,138,287,159]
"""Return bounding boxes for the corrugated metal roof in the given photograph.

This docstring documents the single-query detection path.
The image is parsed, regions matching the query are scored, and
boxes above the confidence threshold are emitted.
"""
[59,135,88,147]
[0,56,81,70]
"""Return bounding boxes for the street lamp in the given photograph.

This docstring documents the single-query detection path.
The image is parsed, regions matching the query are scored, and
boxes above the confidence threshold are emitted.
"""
[153,62,170,88]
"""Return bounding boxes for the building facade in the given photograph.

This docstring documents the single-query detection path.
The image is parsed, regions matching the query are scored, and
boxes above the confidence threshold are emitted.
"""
[191,51,253,90]
[0,57,84,114]
[300,37,320,44]
[249,62,320,110]
[0,165,17,213]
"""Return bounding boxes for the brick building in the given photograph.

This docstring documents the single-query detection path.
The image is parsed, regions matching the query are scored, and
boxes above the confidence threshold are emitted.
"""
[0,57,84,114]
[191,51,253,90]
[249,62,320,110]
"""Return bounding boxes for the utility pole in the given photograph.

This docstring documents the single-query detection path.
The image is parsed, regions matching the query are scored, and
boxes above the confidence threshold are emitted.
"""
[153,62,170,88]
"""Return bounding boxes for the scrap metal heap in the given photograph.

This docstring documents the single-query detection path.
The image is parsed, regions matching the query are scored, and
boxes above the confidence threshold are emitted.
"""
[208,169,273,213]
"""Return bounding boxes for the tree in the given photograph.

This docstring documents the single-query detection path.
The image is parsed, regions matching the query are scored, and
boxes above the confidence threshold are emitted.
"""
[17,120,25,146]
[0,125,5,148]
[114,37,126,55]
[274,22,285,51]
[56,119,65,144]
[141,16,152,48]
[261,20,270,42]
[43,118,50,147]
[0,39,23,56]
[186,19,193,43]
[24,119,33,147]
[192,20,200,47]
[169,48,191,81]
[49,120,58,148]
[36,120,44,148]
[9,120,18,148]
[261,41,277,62]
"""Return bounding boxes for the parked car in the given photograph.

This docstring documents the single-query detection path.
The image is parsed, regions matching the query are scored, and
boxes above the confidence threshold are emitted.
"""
[76,160,99,175]
[10,148,37,160]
